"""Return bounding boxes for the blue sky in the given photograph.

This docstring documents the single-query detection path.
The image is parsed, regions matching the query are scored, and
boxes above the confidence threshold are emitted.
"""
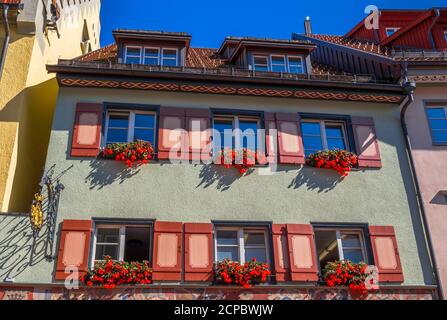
[100,0,446,48]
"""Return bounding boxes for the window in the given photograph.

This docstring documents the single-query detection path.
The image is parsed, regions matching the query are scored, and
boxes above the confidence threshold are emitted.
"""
[287,56,304,74]
[253,56,269,71]
[215,227,270,264]
[426,107,447,144]
[125,47,142,64]
[314,227,368,271]
[386,28,400,37]
[92,224,152,265]
[105,111,156,145]
[271,55,286,72]
[301,120,348,156]
[124,46,179,66]
[212,115,260,152]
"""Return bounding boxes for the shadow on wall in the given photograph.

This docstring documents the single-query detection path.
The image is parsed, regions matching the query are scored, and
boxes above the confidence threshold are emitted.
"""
[196,164,254,191]
[0,214,47,280]
[85,159,142,190]
[289,167,344,193]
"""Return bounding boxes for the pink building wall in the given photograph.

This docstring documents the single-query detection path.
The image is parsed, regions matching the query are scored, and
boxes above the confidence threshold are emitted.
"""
[405,86,447,298]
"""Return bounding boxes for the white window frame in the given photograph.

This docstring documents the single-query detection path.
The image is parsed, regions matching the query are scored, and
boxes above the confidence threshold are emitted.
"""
[315,228,369,264]
[302,119,349,151]
[161,48,179,66]
[212,115,261,151]
[91,224,152,267]
[214,226,270,264]
[124,46,142,64]
[253,55,269,71]
[270,55,287,72]
[143,47,160,65]
[385,27,400,37]
[287,55,305,74]
[104,110,157,146]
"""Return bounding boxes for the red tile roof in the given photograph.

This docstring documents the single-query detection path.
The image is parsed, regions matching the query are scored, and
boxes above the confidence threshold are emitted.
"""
[0,0,22,3]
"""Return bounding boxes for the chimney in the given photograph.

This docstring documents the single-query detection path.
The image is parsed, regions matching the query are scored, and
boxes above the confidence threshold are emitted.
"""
[304,16,312,36]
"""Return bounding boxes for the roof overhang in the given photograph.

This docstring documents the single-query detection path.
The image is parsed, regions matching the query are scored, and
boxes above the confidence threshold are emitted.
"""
[112,29,192,48]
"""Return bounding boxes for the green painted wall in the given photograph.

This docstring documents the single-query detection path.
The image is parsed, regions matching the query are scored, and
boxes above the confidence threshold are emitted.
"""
[0,87,434,286]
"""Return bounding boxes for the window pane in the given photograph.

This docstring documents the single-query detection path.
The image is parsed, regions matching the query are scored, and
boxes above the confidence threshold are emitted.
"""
[127,47,141,56]
[303,136,323,152]
[239,120,258,150]
[327,138,346,150]
[272,64,286,72]
[95,244,119,261]
[214,120,233,149]
[124,227,151,262]
[144,57,159,65]
[244,232,265,246]
[271,56,285,64]
[271,56,286,72]
[433,131,447,143]
[109,114,129,128]
[254,56,268,71]
[135,114,155,128]
[341,234,361,248]
[288,57,304,74]
[107,129,128,143]
[134,128,154,143]
[427,108,446,119]
[302,122,321,135]
[325,125,344,138]
[162,49,177,59]
[97,228,120,243]
[216,230,238,246]
[217,247,239,262]
[144,48,159,57]
[162,58,178,66]
[343,249,365,263]
[314,230,339,270]
[430,119,447,130]
[245,248,267,263]
[126,56,141,64]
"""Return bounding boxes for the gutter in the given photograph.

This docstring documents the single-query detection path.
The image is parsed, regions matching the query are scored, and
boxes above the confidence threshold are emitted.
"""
[0,4,10,78]
[400,79,444,300]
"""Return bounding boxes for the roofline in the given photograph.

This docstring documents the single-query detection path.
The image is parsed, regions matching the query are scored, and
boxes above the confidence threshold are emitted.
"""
[46,62,404,94]
[112,29,192,44]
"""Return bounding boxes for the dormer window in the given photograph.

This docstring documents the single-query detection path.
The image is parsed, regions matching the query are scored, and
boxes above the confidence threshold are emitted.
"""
[124,46,179,66]
[252,54,305,74]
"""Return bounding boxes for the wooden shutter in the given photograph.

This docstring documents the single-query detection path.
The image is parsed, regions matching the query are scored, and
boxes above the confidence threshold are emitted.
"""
[152,221,183,281]
[286,224,319,282]
[272,224,291,282]
[71,103,103,157]
[55,220,93,281]
[275,113,305,165]
[351,116,382,168]
[263,112,277,165]
[184,223,214,282]
[186,109,211,162]
[157,107,186,160]
[369,226,404,283]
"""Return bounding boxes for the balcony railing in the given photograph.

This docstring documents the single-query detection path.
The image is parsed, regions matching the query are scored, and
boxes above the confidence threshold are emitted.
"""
[56,60,393,84]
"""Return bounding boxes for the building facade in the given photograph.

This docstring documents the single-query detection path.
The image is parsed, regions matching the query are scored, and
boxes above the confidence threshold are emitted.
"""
[0,28,438,300]
[0,0,101,213]
[294,7,447,299]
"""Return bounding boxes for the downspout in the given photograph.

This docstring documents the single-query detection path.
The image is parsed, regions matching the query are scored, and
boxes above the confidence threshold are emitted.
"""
[400,77,444,300]
[0,4,10,78]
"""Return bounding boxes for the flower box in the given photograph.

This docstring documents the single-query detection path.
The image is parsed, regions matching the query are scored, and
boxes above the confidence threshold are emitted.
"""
[80,256,152,289]
[100,140,154,167]
[215,258,272,288]
[306,149,358,176]
[214,148,266,175]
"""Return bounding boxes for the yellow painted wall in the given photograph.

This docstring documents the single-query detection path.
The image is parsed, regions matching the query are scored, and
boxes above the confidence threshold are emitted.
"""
[0,0,101,212]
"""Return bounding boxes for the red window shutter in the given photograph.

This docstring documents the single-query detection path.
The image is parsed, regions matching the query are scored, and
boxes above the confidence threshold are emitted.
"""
[286,224,319,282]
[152,221,183,281]
[351,116,382,168]
[55,220,93,281]
[263,112,277,165]
[275,113,305,164]
[369,226,404,283]
[157,107,186,160]
[184,223,214,282]
[186,109,211,162]
[71,103,103,157]
[272,224,291,282]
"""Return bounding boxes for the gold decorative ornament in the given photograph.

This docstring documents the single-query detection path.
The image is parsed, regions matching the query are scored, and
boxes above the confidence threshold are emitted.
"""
[30,193,44,233]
